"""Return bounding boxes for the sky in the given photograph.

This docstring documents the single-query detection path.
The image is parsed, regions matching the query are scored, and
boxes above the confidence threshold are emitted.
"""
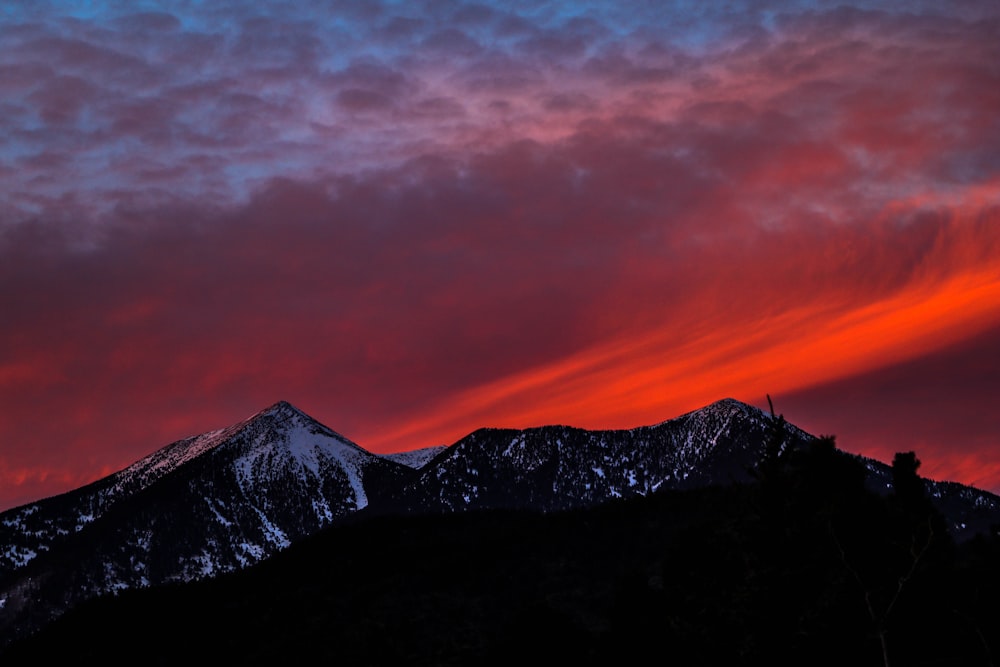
[1,0,999,511]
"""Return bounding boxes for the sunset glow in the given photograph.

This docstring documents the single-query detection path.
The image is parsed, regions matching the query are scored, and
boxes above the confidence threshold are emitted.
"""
[2,1,999,510]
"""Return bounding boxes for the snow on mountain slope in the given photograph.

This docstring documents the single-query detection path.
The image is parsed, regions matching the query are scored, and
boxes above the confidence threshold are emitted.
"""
[4,396,999,650]
[227,401,375,514]
[383,446,448,469]
[0,410,263,577]
[397,398,1000,540]
[0,400,421,648]
[400,398,800,513]
[0,402,409,607]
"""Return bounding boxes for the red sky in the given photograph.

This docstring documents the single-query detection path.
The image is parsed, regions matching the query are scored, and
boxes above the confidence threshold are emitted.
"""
[2,1,999,510]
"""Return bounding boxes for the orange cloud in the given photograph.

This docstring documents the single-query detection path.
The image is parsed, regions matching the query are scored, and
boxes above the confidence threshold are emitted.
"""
[369,202,1000,453]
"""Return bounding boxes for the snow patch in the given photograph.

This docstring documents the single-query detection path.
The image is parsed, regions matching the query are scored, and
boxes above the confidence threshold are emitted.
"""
[237,541,266,567]
[383,446,447,469]
[502,435,525,457]
[312,497,334,523]
[205,498,233,528]
[115,426,231,493]
[189,550,219,579]
[249,504,290,549]
[233,412,371,512]
[3,545,37,568]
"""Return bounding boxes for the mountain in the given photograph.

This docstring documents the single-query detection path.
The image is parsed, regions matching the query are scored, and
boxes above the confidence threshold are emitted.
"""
[2,397,999,648]
[0,401,406,579]
[387,398,1000,537]
[391,398,810,512]
[0,401,410,642]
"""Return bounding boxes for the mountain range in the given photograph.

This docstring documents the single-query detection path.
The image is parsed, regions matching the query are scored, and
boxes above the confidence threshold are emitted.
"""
[1,397,998,649]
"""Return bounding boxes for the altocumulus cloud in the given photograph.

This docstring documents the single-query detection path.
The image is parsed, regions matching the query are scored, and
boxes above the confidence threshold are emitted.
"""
[1,0,999,509]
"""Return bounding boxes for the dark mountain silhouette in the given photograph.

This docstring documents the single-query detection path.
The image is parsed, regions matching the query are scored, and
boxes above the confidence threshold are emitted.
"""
[1,397,998,656]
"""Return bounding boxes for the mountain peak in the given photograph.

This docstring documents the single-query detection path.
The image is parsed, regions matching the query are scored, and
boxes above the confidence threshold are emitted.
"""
[0,397,400,617]
[711,397,747,408]
[706,396,758,411]
[245,401,365,456]
[698,397,772,420]
[646,397,763,429]
[257,400,307,420]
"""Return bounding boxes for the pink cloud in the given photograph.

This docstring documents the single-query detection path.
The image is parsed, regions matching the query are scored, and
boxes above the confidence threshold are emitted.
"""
[1,2,1000,509]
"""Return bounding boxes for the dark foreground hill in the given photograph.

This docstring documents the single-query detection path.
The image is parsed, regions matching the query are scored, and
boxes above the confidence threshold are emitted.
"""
[4,437,1000,666]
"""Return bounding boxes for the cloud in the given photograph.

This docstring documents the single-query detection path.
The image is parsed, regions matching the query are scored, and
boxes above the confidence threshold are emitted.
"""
[781,321,1000,492]
[4,2,998,222]
[2,124,997,455]
[1,1,1000,509]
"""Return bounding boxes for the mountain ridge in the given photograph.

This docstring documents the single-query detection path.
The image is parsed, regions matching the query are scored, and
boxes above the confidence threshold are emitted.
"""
[0,399,414,642]
[389,397,816,514]
[2,396,999,648]
[0,399,388,578]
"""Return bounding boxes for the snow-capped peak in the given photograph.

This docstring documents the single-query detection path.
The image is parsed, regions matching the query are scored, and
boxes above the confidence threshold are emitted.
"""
[227,401,374,510]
